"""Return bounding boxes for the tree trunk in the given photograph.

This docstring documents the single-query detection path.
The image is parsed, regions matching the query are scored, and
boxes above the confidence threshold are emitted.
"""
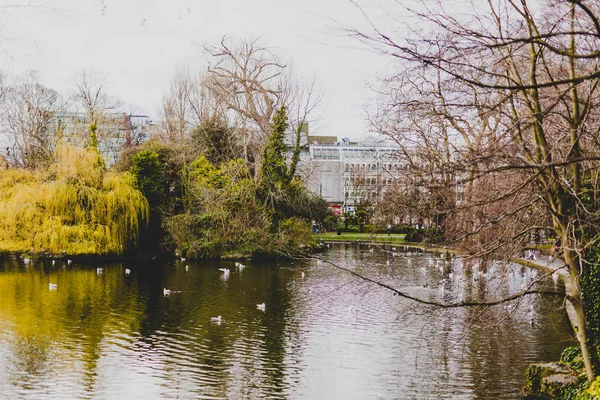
[564,236,596,381]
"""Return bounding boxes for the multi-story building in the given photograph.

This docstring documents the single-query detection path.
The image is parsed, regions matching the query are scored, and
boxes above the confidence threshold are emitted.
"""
[294,135,401,214]
[55,112,155,164]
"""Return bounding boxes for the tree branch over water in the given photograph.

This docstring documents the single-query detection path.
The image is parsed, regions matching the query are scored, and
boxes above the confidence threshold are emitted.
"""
[290,252,567,309]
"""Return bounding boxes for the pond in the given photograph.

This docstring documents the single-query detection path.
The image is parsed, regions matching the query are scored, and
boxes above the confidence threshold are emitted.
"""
[0,243,574,399]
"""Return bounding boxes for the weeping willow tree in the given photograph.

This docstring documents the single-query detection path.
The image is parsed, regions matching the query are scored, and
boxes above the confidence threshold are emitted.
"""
[0,145,148,255]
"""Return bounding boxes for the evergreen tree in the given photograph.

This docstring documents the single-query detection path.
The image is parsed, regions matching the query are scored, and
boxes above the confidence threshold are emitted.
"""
[257,106,294,228]
[260,106,291,191]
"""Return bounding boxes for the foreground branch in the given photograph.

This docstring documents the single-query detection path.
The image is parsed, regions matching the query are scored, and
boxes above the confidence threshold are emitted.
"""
[291,253,566,309]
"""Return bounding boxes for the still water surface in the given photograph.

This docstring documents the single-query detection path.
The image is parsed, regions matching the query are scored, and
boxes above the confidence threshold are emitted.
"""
[0,244,574,399]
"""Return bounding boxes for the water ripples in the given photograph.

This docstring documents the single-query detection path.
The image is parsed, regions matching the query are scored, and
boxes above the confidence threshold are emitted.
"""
[0,246,575,399]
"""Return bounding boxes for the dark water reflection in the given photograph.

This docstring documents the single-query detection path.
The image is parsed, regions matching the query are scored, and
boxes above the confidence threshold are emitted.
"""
[0,244,574,399]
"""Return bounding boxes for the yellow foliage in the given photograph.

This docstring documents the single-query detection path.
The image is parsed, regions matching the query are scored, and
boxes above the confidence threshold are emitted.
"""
[0,146,148,255]
[51,145,104,188]
[589,376,600,399]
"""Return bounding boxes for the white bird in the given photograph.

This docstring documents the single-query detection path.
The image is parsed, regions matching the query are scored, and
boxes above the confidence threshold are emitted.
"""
[163,288,172,296]
[22,257,31,264]
[257,303,266,311]
[49,283,58,290]
[181,257,186,261]
[96,267,103,275]
[301,271,305,279]
[210,315,222,323]
[185,265,189,271]
[235,262,245,270]
[51,260,56,266]
[125,268,131,276]
[218,268,230,273]
[67,259,72,265]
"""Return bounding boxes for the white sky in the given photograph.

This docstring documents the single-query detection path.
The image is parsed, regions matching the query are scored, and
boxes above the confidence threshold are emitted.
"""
[0,0,399,139]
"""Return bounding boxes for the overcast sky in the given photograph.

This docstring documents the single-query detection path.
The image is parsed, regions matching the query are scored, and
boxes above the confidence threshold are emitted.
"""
[0,0,399,139]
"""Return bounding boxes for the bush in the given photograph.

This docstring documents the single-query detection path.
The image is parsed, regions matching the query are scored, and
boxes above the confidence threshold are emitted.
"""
[393,224,416,234]
[278,218,316,250]
[560,346,584,371]
[323,214,340,232]
[405,230,424,243]
[424,228,444,244]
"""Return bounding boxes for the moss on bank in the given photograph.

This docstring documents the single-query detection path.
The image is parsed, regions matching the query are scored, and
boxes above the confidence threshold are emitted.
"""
[522,347,598,399]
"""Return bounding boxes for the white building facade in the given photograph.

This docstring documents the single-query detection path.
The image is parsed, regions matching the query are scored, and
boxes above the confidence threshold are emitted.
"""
[297,141,402,214]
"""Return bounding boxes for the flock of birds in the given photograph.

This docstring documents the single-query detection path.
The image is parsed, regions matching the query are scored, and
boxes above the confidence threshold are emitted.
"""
[49,255,294,325]
[363,245,545,327]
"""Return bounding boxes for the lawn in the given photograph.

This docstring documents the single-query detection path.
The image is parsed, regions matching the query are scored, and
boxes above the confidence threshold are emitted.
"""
[316,232,406,243]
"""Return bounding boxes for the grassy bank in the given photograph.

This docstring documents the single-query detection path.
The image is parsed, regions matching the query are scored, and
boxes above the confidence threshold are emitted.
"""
[316,232,406,243]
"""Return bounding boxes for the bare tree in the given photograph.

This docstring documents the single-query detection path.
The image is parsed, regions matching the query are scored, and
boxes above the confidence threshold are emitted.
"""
[74,70,117,125]
[160,68,196,143]
[71,69,129,162]
[0,72,65,168]
[204,36,322,178]
[353,0,600,380]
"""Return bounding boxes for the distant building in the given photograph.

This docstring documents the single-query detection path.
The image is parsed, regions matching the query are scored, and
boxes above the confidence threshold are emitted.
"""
[289,126,401,214]
[54,112,155,164]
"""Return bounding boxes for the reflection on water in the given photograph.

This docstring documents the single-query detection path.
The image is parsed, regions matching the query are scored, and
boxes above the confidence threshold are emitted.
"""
[0,244,574,399]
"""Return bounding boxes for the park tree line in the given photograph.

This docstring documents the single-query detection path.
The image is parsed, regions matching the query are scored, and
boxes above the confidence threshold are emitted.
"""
[353,0,600,387]
[0,37,328,259]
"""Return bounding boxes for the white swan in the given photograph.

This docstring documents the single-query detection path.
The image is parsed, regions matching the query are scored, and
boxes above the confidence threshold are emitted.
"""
[185,265,189,271]
[218,268,230,281]
[96,267,103,275]
[49,283,58,290]
[235,262,245,270]
[125,268,131,275]
[67,259,72,265]
[163,288,172,296]
[257,303,266,311]
[210,315,222,323]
